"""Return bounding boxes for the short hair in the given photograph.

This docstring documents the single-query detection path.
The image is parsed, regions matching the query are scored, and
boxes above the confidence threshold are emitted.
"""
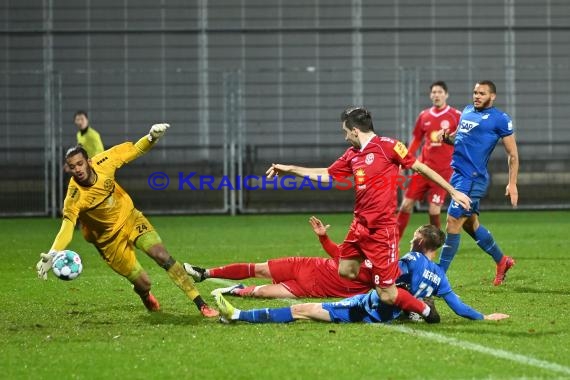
[65,145,89,161]
[430,81,448,93]
[340,106,374,132]
[74,110,88,120]
[476,80,497,94]
[415,224,446,251]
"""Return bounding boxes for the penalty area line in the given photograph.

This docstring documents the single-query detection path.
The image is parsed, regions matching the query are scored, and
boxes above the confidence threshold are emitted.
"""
[374,324,570,376]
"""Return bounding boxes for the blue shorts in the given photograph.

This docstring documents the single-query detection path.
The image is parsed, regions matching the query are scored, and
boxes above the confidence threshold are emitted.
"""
[322,294,400,323]
[447,172,488,219]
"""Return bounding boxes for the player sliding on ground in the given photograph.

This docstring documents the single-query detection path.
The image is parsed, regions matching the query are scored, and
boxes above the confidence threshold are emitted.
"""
[214,224,509,324]
[36,123,218,317]
[184,216,374,298]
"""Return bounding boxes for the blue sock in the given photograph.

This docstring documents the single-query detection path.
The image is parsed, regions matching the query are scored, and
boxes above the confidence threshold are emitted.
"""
[238,307,294,323]
[438,233,461,272]
[473,225,504,263]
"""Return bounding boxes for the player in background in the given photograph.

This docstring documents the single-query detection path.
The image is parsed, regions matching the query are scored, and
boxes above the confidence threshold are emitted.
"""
[184,216,373,299]
[438,80,518,286]
[214,224,509,324]
[396,81,461,240]
[73,110,104,158]
[64,111,104,175]
[36,123,218,317]
[266,106,471,324]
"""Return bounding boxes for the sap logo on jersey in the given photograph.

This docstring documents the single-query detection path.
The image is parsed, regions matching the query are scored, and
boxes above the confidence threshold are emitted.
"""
[459,120,479,133]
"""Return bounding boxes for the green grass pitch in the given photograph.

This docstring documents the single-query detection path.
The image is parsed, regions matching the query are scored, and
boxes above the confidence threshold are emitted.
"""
[1,211,569,379]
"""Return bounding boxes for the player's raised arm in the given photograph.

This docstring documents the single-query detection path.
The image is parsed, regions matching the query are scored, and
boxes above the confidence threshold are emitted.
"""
[309,216,340,258]
[113,123,171,165]
[134,123,170,153]
[309,216,330,236]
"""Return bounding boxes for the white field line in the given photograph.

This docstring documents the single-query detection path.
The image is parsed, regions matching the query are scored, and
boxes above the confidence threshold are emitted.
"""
[208,278,570,375]
[376,323,570,376]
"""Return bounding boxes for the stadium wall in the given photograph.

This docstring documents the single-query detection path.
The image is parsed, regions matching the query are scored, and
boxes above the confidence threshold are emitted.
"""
[0,1,569,215]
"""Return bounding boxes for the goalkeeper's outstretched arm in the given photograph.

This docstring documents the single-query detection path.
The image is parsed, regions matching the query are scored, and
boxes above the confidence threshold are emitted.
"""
[134,123,170,155]
[36,218,75,280]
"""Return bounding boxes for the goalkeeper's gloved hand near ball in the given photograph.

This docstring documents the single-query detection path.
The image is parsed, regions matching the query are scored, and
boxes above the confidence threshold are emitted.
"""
[148,123,170,142]
[36,250,57,280]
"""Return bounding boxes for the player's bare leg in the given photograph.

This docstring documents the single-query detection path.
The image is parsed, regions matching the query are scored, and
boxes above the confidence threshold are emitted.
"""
[212,283,296,299]
[290,303,332,322]
[131,270,160,311]
[338,258,362,280]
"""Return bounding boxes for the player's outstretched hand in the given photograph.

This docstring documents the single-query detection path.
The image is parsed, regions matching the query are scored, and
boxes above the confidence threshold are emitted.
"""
[450,190,472,211]
[36,251,56,280]
[149,123,170,141]
[265,163,292,179]
[505,183,518,208]
[309,216,330,236]
[484,313,510,321]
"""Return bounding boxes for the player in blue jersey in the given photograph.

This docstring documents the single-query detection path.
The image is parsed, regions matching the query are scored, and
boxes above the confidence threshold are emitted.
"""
[213,224,509,324]
[438,80,519,286]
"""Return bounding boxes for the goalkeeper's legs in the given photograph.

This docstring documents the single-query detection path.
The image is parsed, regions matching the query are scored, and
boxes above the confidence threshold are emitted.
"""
[136,233,218,317]
[129,268,160,312]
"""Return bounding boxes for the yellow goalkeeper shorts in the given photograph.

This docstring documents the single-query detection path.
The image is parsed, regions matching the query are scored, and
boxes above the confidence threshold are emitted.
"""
[94,210,160,279]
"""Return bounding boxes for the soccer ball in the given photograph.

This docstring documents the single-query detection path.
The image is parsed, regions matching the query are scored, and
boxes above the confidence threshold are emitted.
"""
[52,250,83,281]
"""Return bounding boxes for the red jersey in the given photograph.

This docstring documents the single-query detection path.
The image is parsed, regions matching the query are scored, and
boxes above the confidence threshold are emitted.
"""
[269,234,373,297]
[412,105,461,173]
[328,135,416,228]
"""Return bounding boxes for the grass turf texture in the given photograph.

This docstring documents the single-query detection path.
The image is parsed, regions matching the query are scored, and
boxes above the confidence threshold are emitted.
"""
[1,211,569,379]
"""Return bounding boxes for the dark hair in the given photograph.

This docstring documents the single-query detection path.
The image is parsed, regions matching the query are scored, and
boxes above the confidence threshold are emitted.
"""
[74,110,88,119]
[476,80,497,94]
[415,224,446,251]
[430,81,448,93]
[65,145,89,161]
[340,106,374,132]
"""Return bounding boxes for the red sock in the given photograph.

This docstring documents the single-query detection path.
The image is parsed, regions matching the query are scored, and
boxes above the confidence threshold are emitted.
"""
[394,287,428,315]
[429,214,441,229]
[235,285,257,297]
[208,263,256,280]
[397,211,411,240]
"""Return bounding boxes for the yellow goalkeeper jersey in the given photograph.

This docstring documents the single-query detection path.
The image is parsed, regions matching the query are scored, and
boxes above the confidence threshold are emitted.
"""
[62,140,148,245]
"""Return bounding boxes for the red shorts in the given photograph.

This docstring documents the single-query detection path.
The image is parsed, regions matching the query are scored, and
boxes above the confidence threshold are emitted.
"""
[267,257,320,297]
[338,219,399,288]
[404,170,452,206]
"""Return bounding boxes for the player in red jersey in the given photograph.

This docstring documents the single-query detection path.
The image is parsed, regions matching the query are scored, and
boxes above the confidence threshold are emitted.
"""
[396,81,462,240]
[184,216,373,298]
[266,106,471,323]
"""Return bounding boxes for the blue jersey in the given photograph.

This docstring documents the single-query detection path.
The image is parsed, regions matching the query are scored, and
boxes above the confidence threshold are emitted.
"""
[398,251,453,298]
[451,104,514,184]
[323,251,484,323]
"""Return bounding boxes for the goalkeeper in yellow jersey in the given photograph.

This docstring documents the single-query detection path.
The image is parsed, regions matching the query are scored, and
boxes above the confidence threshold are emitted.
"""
[36,123,219,318]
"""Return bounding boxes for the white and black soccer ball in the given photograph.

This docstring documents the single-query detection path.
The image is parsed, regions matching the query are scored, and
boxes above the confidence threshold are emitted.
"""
[52,250,83,281]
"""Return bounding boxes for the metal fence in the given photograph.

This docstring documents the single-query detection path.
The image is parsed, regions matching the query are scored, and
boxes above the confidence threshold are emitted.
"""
[1,66,569,216]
